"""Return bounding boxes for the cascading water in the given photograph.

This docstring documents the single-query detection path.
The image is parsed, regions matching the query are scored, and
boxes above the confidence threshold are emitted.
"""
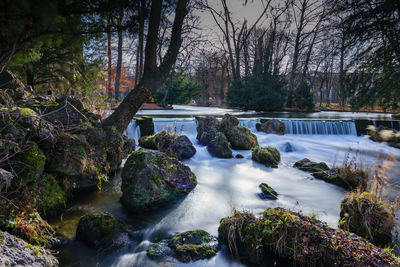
[54,108,400,267]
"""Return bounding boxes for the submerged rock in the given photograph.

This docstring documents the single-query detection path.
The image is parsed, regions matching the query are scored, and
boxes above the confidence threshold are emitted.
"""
[76,212,130,251]
[219,208,400,266]
[168,230,219,262]
[121,149,197,212]
[139,130,196,160]
[340,191,395,247]
[225,126,258,150]
[252,147,280,168]
[207,132,232,158]
[257,119,286,135]
[0,231,58,267]
[235,154,244,159]
[196,116,221,145]
[258,183,278,200]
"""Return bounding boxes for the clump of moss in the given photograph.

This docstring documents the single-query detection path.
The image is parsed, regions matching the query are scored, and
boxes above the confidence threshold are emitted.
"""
[219,207,400,266]
[207,132,232,158]
[12,141,46,186]
[252,147,280,168]
[167,230,219,262]
[340,191,395,247]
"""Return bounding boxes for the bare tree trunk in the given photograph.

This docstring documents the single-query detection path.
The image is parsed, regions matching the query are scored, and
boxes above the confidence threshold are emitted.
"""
[102,0,188,132]
[115,12,124,100]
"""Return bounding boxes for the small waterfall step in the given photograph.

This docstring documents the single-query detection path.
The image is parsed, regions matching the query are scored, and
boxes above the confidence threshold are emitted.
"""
[282,120,357,135]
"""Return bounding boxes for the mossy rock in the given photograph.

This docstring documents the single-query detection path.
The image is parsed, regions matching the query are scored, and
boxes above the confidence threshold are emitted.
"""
[121,149,197,213]
[257,119,286,135]
[225,126,258,150]
[258,183,278,200]
[293,158,329,173]
[139,130,196,160]
[219,208,400,266]
[13,141,46,186]
[340,191,395,247]
[136,117,154,137]
[24,174,66,217]
[147,240,173,259]
[220,113,239,131]
[196,116,221,145]
[168,230,219,262]
[252,147,280,168]
[76,212,130,251]
[207,132,232,158]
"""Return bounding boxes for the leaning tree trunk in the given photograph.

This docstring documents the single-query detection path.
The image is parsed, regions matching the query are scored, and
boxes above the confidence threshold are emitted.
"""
[102,0,188,132]
[107,17,112,98]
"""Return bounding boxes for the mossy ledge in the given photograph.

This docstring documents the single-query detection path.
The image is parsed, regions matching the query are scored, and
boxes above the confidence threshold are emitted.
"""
[218,207,400,266]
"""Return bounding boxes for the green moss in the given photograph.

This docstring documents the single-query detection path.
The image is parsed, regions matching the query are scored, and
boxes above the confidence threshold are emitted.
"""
[225,126,258,150]
[259,183,278,199]
[11,107,38,116]
[138,134,158,149]
[13,141,46,185]
[168,230,218,262]
[70,145,87,158]
[252,147,280,168]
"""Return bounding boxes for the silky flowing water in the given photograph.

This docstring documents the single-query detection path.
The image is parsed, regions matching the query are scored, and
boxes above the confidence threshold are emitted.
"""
[52,106,400,267]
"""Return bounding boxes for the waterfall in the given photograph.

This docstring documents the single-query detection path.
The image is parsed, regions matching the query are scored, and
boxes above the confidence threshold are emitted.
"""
[283,120,357,135]
[126,120,141,142]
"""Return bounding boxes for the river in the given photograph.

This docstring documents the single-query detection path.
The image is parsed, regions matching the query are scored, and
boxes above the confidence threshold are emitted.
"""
[52,105,400,266]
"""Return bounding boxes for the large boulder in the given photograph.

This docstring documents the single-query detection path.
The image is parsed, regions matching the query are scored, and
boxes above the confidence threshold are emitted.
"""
[252,147,280,168]
[41,101,89,131]
[219,208,400,266]
[207,132,232,158]
[196,116,221,145]
[136,117,154,137]
[139,130,196,160]
[121,149,197,212]
[257,119,286,135]
[225,126,258,150]
[0,70,33,102]
[0,231,58,267]
[168,230,219,262]
[340,191,395,247]
[368,125,400,149]
[76,212,131,251]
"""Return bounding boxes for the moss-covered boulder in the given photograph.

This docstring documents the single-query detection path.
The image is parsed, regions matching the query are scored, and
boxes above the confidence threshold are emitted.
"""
[12,141,46,186]
[220,113,239,131]
[225,126,258,150]
[76,212,130,251]
[23,174,66,217]
[252,147,280,168]
[258,183,278,200]
[219,208,400,266]
[367,125,400,149]
[340,191,395,247]
[207,132,232,158]
[139,130,196,160]
[147,240,173,259]
[168,230,219,262]
[196,116,221,145]
[256,119,286,135]
[121,149,197,212]
[0,230,58,267]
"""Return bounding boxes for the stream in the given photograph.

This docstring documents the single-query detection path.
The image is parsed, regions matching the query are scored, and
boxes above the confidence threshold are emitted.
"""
[52,105,400,267]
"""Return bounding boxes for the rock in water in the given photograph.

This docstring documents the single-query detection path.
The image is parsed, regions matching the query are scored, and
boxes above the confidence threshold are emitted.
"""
[258,183,278,200]
[76,212,130,251]
[252,147,281,168]
[0,231,58,267]
[220,113,239,131]
[293,158,329,173]
[196,116,221,145]
[168,230,219,262]
[207,132,232,158]
[257,119,286,135]
[121,149,197,212]
[136,117,154,137]
[139,130,196,160]
[225,126,258,150]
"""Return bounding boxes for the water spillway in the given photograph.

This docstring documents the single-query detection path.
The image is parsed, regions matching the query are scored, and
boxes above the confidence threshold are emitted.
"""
[282,120,357,135]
